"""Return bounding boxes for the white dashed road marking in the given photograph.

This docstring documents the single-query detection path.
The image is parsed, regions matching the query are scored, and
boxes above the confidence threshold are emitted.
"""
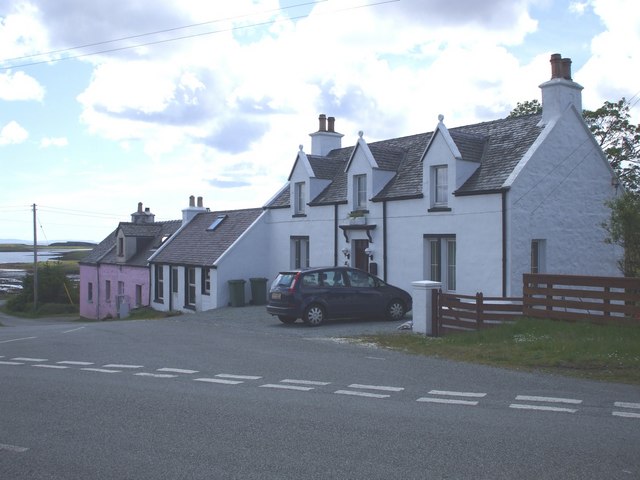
[334,390,390,399]
[81,368,121,374]
[103,364,143,369]
[280,379,331,386]
[347,384,404,392]
[417,390,487,406]
[194,378,243,385]
[33,364,68,369]
[260,384,315,391]
[215,374,262,380]
[0,361,23,365]
[515,395,582,405]
[57,361,94,366]
[0,443,28,453]
[62,326,85,334]
[510,395,581,413]
[0,337,37,344]
[157,368,198,374]
[613,402,640,419]
[12,357,47,362]
[134,372,177,378]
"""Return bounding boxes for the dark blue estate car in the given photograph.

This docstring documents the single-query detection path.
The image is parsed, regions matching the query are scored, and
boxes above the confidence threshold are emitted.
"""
[266,266,412,326]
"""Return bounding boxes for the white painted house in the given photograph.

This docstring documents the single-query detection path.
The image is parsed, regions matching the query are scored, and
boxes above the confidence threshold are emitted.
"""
[262,53,621,298]
[144,53,620,316]
[148,196,269,313]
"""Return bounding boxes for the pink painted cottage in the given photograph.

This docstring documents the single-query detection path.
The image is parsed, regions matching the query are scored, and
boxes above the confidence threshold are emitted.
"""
[79,203,180,320]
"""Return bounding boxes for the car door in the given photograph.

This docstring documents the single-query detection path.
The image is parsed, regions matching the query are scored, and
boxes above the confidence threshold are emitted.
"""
[345,269,385,317]
[319,269,353,318]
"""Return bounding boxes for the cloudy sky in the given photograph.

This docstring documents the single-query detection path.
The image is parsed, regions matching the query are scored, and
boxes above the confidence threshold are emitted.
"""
[1,0,638,243]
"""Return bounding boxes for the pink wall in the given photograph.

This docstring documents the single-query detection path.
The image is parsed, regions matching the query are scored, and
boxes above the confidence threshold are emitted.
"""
[79,264,150,320]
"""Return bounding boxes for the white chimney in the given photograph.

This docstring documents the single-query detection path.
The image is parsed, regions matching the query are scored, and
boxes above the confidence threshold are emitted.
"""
[539,53,583,126]
[309,114,344,155]
[182,195,206,225]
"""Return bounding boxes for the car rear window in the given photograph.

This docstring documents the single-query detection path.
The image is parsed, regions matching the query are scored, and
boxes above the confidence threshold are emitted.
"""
[272,273,297,288]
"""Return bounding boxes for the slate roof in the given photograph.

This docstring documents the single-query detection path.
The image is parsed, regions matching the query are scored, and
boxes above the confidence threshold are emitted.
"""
[149,208,264,266]
[265,113,544,207]
[81,220,181,267]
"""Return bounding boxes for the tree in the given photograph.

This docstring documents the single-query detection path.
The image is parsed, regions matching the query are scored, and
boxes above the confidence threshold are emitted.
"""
[6,262,78,313]
[583,98,640,193]
[507,99,542,117]
[602,191,640,277]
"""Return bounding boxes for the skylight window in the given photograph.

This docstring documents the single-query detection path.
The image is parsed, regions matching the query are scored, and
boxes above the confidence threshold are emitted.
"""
[207,214,227,231]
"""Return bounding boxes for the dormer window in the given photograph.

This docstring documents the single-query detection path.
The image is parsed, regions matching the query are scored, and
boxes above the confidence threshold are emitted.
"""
[434,166,448,205]
[354,174,367,210]
[117,237,124,257]
[294,182,306,215]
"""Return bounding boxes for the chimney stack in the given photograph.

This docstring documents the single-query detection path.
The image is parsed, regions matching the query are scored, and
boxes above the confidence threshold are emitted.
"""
[131,202,155,224]
[309,113,343,155]
[182,195,206,225]
[539,52,582,126]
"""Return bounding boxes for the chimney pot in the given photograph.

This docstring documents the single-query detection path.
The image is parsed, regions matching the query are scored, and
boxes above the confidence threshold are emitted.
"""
[189,195,195,207]
[318,114,327,132]
[145,207,150,213]
[327,116,335,132]
[561,57,572,80]
[550,53,562,79]
[138,202,143,213]
[197,196,203,208]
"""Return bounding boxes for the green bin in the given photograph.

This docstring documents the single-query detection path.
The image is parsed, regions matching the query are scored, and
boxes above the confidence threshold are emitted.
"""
[228,279,246,307]
[250,277,268,305]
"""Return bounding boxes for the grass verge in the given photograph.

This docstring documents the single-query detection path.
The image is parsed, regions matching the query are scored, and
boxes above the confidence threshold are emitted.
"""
[359,318,640,385]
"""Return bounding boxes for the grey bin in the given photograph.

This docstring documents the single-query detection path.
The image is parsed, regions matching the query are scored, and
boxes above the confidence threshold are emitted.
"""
[249,277,268,305]
[228,279,246,307]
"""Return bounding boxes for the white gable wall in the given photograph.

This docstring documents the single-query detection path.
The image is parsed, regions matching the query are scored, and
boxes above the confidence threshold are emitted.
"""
[507,108,621,295]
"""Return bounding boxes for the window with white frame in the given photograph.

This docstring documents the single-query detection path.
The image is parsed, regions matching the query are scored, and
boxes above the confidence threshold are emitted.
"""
[425,235,456,291]
[432,165,448,207]
[291,236,310,269]
[354,174,367,210]
[135,284,142,307]
[186,267,196,308]
[155,265,164,301]
[172,267,178,293]
[202,268,211,295]
[531,239,546,274]
[294,182,306,215]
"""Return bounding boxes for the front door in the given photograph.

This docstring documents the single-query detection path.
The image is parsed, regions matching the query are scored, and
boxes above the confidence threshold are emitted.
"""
[353,239,369,271]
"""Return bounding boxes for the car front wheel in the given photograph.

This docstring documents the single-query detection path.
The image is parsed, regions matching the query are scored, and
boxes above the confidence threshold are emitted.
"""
[386,300,406,321]
[303,304,325,326]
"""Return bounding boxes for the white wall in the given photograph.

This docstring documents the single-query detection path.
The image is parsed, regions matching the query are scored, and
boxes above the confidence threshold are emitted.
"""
[507,109,621,296]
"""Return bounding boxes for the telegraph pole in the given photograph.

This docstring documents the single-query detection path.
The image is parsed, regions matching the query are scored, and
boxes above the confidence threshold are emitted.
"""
[33,203,38,310]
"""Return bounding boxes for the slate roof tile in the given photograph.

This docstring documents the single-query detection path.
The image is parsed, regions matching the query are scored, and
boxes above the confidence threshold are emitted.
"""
[150,208,263,266]
[265,113,544,207]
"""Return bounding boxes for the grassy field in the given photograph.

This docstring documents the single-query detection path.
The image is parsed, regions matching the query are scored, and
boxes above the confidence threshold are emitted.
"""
[360,318,640,385]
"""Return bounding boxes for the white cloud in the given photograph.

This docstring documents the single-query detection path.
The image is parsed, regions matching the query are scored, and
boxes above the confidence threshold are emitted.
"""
[0,120,29,145]
[0,71,45,101]
[40,137,68,148]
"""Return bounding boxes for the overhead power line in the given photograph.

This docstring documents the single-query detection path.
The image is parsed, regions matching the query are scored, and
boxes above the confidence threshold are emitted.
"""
[0,0,398,71]
[2,1,327,64]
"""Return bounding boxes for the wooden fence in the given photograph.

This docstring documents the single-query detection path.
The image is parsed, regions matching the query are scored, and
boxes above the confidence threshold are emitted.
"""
[522,273,640,324]
[433,274,640,336]
[434,291,523,336]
